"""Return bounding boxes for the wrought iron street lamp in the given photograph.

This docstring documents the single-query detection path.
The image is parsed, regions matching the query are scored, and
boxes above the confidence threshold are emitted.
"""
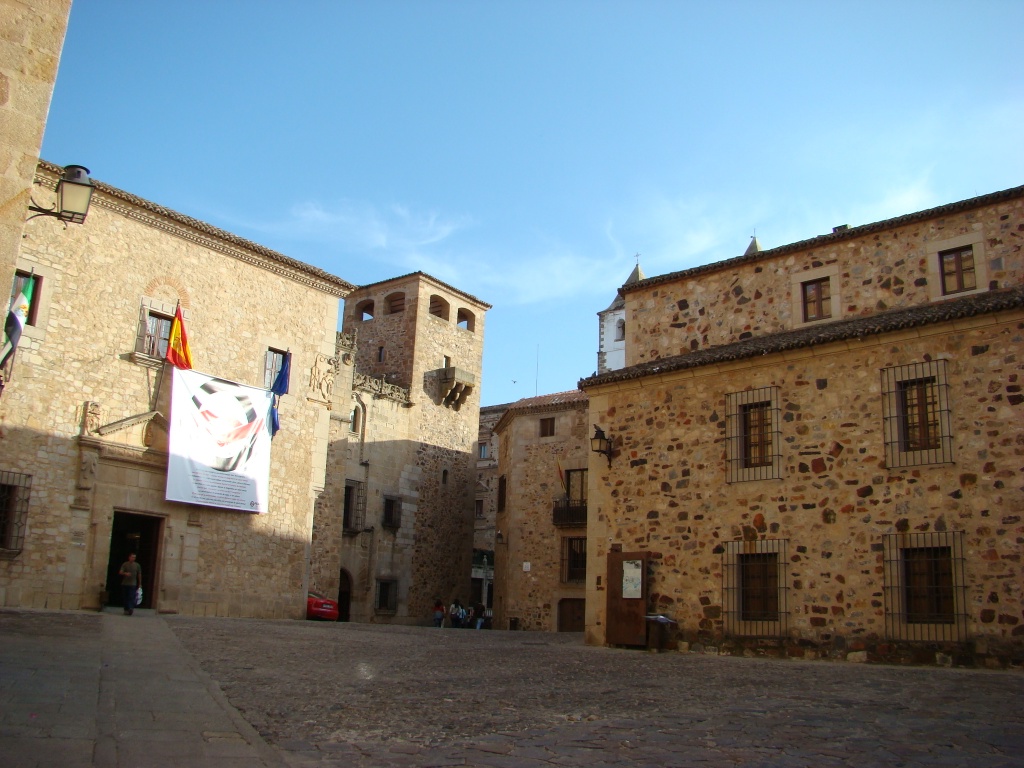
[590,425,614,466]
[27,165,94,225]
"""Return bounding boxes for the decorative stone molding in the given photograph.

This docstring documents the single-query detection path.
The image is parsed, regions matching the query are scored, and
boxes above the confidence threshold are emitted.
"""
[353,371,412,405]
[309,353,337,405]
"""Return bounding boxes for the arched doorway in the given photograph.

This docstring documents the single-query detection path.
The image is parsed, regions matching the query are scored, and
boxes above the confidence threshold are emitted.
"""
[337,569,352,622]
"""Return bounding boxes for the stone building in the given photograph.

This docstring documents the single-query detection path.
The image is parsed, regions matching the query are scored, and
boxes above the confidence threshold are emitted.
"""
[492,389,590,632]
[579,186,1024,664]
[307,273,490,624]
[0,161,353,616]
[0,0,72,353]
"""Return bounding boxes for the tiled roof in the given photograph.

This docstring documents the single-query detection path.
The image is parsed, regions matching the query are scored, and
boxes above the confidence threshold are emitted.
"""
[37,161,356,295]
[493,389,589,433]
[624,185,1024,294]
[579,286,1024,390]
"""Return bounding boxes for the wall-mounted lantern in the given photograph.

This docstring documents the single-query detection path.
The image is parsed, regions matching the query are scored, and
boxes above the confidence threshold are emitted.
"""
[27,164,94,225]
[590,425,614,466]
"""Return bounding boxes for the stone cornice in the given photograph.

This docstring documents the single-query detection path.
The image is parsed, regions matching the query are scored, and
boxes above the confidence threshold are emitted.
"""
[78,435,169,470]
[35,161,355,298]
[353,371,412,405]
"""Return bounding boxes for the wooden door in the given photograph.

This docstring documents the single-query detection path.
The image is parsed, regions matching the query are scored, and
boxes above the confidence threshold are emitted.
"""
[605,551,649,646]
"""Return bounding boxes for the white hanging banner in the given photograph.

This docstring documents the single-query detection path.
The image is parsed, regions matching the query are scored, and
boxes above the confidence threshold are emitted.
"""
[166,368,273,513]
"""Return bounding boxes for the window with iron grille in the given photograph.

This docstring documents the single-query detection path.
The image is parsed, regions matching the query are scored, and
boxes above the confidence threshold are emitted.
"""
[882,532,966,642]
[539,417,555,437]
[0,471,31,553]
[343,480,366,532]
[375,579,398,612]
[382,497,401,529]
[723,539,788,637]
[726,387,781,482]
[939,245,977,296]
[802,277,832,321]
[553,468,588,526]
[497,475,507,512]
[264,348,287,390]
[881,360,953,468]
[560,537,587,583]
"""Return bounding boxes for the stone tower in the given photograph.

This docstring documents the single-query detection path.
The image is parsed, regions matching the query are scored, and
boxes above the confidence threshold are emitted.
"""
[596,263,644,375]
[311,272,490,624]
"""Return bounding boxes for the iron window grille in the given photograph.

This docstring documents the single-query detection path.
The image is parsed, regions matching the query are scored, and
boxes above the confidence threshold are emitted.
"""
[382,497,402,529]
[939,245,977,296]
[725,387,781,482]
[881,360,953,468]
[882,531,967,642]
[560,536,587,583]
[723,539,789,637]
[0,471,31,553]
[375,579,398,613]
[342,480,366,533]
[802,277,832,322]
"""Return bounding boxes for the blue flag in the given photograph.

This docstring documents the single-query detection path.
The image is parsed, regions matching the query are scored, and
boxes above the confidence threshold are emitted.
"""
[270,352,291,437]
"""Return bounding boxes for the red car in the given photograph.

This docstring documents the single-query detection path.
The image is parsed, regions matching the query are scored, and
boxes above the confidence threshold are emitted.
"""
[306,591,339,621]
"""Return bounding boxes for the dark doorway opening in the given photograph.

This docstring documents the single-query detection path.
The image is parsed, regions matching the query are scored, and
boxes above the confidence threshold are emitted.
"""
[337,569,352,622]
[106,512,161,610]
[558,598,586,632]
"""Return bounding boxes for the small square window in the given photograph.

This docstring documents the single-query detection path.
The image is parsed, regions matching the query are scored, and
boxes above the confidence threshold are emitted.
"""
[802,277,831,322]
[540,417,555,438]
[939,246,977,296]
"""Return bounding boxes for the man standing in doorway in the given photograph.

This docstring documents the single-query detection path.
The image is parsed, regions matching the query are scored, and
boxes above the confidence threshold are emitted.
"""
[118,553,141,616]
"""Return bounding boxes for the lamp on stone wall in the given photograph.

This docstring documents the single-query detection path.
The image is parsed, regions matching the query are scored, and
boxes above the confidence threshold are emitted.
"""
[27,165,94,225]
[590,425,614,466]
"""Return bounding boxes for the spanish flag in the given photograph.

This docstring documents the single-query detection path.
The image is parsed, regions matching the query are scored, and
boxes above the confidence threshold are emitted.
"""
[165,303,193,369]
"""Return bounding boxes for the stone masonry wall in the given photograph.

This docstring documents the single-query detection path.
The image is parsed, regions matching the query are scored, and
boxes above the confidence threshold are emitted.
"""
[495,401,589,632]
[625,194,1024,367]
[0,177,344,617]
[585,312,1024,663]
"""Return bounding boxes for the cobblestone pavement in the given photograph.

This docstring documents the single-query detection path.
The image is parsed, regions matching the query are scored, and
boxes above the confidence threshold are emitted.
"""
[168,617,1024,768]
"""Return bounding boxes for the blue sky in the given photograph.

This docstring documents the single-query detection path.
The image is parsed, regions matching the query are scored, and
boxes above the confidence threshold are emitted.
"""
[41,1,1023,406]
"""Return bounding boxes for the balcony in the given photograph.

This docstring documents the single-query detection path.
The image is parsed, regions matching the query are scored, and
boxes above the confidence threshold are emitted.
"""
[552,498,588,527]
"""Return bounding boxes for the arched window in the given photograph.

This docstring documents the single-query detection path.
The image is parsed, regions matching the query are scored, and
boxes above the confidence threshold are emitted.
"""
[615,319,625,341]
[356,299,375,321]
[349,404,362,434]
[385,292,405,314]
[429,294,450,321]
[442,469,449,485]
[457,308,475,332]
[377,346,385,363]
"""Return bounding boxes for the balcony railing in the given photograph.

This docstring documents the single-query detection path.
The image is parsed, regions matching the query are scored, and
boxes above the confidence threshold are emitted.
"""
[552,498,587,527]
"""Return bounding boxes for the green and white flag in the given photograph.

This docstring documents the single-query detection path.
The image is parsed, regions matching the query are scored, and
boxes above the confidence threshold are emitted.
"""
[1,277,35,368]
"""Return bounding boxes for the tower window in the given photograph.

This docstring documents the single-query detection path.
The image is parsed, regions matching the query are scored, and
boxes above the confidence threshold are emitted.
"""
[429,295,450,320]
